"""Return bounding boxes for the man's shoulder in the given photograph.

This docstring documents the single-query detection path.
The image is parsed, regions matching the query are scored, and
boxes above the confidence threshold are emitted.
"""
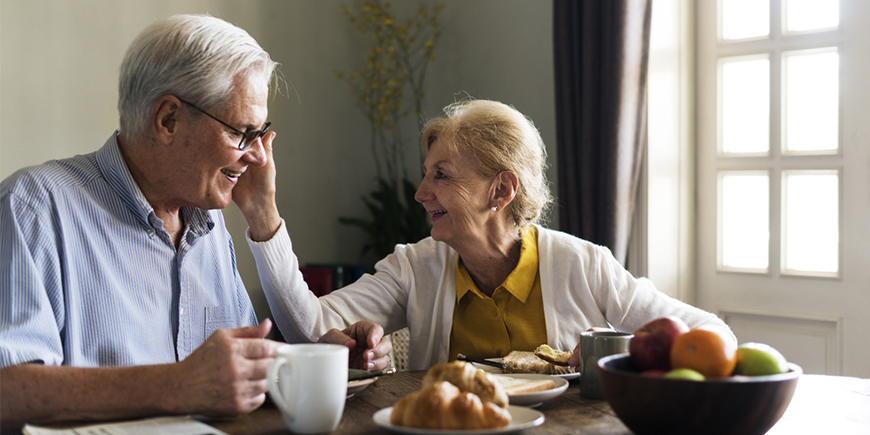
[1,153,101,202]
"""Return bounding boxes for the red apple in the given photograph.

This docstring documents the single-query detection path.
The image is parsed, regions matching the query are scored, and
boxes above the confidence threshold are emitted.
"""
[629,316,690,371]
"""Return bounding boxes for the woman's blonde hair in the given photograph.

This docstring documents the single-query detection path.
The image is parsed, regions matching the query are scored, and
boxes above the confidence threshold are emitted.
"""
[421,99,552,231]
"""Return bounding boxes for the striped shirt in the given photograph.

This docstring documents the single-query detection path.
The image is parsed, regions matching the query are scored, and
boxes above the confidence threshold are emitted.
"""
[0,132,256,368]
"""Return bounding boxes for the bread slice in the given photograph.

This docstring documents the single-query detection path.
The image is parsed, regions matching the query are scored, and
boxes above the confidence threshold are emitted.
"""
[502,351,575,375]
[534,344,572,366]
[493,376,556,395]
[502,351,551,373]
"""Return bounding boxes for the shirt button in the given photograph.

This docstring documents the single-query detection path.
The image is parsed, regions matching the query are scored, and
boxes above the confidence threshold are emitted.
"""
[180,308,185,316]
[492,309,499,317]
[146,229,155,237]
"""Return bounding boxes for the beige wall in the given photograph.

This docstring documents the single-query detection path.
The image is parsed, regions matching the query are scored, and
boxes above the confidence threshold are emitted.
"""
[0,0,556,321]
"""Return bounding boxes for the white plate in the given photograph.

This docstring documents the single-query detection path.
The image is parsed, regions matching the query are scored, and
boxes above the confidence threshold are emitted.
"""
[472,358,581,381]
[347,376,378,397]
[491,373,569,407]
[373,405,544,434]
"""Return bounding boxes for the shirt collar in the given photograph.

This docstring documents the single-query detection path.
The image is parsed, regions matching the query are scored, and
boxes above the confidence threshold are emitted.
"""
[96,131,214,235]
[455,226,539,303]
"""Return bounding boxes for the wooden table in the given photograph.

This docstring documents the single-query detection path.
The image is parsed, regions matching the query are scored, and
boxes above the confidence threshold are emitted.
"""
[208,371,870,434]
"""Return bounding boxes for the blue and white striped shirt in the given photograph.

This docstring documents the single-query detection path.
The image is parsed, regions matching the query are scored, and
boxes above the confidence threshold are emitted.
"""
[0,132,257,368]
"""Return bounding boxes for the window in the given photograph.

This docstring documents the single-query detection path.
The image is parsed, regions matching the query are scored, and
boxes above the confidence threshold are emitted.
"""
[713,0,841,278]
[687,0,870,376]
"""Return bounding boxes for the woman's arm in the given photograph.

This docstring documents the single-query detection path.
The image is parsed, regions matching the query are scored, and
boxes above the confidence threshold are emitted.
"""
[247,222,414,342]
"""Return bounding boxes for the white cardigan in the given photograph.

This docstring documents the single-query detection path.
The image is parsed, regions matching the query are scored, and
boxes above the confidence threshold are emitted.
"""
[248,221,735,371]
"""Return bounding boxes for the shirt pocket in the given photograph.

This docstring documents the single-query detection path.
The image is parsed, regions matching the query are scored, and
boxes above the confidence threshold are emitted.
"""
[204,305,236,339]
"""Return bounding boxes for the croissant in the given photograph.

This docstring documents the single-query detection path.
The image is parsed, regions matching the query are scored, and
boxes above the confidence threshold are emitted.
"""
[421,361,509,409]
[390,381,512,430]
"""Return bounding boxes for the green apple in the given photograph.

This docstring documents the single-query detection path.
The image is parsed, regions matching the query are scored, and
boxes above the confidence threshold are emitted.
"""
[734,342,788,376]
[664,368,706,381]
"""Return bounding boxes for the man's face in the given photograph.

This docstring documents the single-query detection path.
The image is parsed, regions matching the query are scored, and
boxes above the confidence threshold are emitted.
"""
[173,70,269,211]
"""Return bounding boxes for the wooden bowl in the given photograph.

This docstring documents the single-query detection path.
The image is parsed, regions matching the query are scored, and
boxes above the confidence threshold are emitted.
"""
[597,353,802,435]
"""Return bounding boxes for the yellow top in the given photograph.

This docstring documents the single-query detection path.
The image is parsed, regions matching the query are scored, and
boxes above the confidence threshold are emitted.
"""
[448,227,547,360]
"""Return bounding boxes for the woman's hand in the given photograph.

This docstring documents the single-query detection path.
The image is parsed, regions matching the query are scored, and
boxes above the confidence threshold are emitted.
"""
[233,131,281,241]
[318,322,393,372]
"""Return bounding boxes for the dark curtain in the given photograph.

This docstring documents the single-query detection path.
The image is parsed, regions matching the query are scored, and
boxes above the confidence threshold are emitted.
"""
[553,0,652,266]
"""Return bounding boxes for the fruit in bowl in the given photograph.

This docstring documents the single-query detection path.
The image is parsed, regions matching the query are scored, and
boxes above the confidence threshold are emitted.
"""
[598,353,802,435]
[735,342,789,376]
[670,328,737,378]
[628,316,690,371]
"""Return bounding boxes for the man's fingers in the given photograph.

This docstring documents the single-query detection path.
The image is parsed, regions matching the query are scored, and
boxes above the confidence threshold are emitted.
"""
[226,318,272,339]
[248,358,275,382]
[240,337,283,360]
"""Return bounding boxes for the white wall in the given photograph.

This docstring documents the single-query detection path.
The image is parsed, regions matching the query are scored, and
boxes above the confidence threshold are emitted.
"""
[0,0,556,321]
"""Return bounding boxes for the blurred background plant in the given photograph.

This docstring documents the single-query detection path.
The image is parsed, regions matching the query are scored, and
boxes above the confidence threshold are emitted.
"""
[336,0,445,260]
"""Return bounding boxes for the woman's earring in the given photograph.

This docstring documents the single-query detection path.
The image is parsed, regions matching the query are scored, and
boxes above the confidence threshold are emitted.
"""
[491,206,498,212]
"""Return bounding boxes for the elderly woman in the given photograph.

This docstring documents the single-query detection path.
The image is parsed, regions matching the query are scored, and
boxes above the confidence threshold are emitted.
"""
[242,99,734,371]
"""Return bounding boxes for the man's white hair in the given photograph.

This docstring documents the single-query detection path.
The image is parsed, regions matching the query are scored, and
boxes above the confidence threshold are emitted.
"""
[118,14,278,142]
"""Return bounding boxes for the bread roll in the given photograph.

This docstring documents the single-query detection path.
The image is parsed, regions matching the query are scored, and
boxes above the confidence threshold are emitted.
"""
[422,361,509,409]
[390,381,511,430]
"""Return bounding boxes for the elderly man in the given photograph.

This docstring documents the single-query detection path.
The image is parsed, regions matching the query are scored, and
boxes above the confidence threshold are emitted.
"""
[0,14,390,430]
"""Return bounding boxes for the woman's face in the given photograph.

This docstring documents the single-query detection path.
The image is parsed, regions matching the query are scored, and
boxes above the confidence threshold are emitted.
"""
[415,139,493,246]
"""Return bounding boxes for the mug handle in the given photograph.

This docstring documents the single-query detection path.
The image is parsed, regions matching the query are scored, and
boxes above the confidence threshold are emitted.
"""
[267,358,295,421]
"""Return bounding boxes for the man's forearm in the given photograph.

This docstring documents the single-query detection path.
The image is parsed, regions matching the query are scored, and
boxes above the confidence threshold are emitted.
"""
[0,363,184,430]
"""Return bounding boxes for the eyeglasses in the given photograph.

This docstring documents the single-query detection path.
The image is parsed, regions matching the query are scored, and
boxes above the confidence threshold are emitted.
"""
[178,98,271,151]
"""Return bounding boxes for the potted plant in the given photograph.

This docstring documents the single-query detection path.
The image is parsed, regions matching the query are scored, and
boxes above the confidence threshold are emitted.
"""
[336,1,445,260]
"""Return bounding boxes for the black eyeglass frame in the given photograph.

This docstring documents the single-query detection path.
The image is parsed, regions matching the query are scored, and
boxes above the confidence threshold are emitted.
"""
[178,98,271,151]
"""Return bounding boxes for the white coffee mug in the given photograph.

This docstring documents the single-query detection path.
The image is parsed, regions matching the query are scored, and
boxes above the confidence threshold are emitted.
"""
[267,343,349,433]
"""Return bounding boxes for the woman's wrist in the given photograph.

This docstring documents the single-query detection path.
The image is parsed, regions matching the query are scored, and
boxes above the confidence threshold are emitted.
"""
[245,205,281,242]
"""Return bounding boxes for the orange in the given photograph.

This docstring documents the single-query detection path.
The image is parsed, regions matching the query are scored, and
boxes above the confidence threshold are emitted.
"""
[669,328,737,378]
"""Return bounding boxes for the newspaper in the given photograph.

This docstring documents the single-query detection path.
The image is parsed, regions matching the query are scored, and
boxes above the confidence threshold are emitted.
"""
[22,416,228,435]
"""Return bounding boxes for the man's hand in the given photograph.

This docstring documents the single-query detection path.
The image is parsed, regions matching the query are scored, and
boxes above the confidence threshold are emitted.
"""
[233,131,281,242]
[318,321,392,372]
[176,318,284,417]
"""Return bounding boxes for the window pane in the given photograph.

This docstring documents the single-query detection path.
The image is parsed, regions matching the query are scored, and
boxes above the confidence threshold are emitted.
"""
[784,50,839,153]
[785,0,839,33]
[721,173,769,270]
[721,57,770,154]
[783,172,839,274]
[722,0,770,40]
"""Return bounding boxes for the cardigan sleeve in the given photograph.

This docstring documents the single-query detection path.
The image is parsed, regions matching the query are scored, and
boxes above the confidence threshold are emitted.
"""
[540,228,736,350]
[586,242,736,344]
[247,221,419,342]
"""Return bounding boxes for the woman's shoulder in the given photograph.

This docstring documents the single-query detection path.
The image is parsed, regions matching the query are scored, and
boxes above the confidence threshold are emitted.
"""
[536,226,603,253]
[376,237,455,271]
[535,226,623,272]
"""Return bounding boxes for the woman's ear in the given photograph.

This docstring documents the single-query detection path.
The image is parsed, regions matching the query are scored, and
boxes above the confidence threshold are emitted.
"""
[491,171,519,209]
[152,96,182,144]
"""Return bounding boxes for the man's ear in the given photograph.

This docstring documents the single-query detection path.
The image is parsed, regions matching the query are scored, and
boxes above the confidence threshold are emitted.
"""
[152,96,182,145]
[491,171,519,209]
